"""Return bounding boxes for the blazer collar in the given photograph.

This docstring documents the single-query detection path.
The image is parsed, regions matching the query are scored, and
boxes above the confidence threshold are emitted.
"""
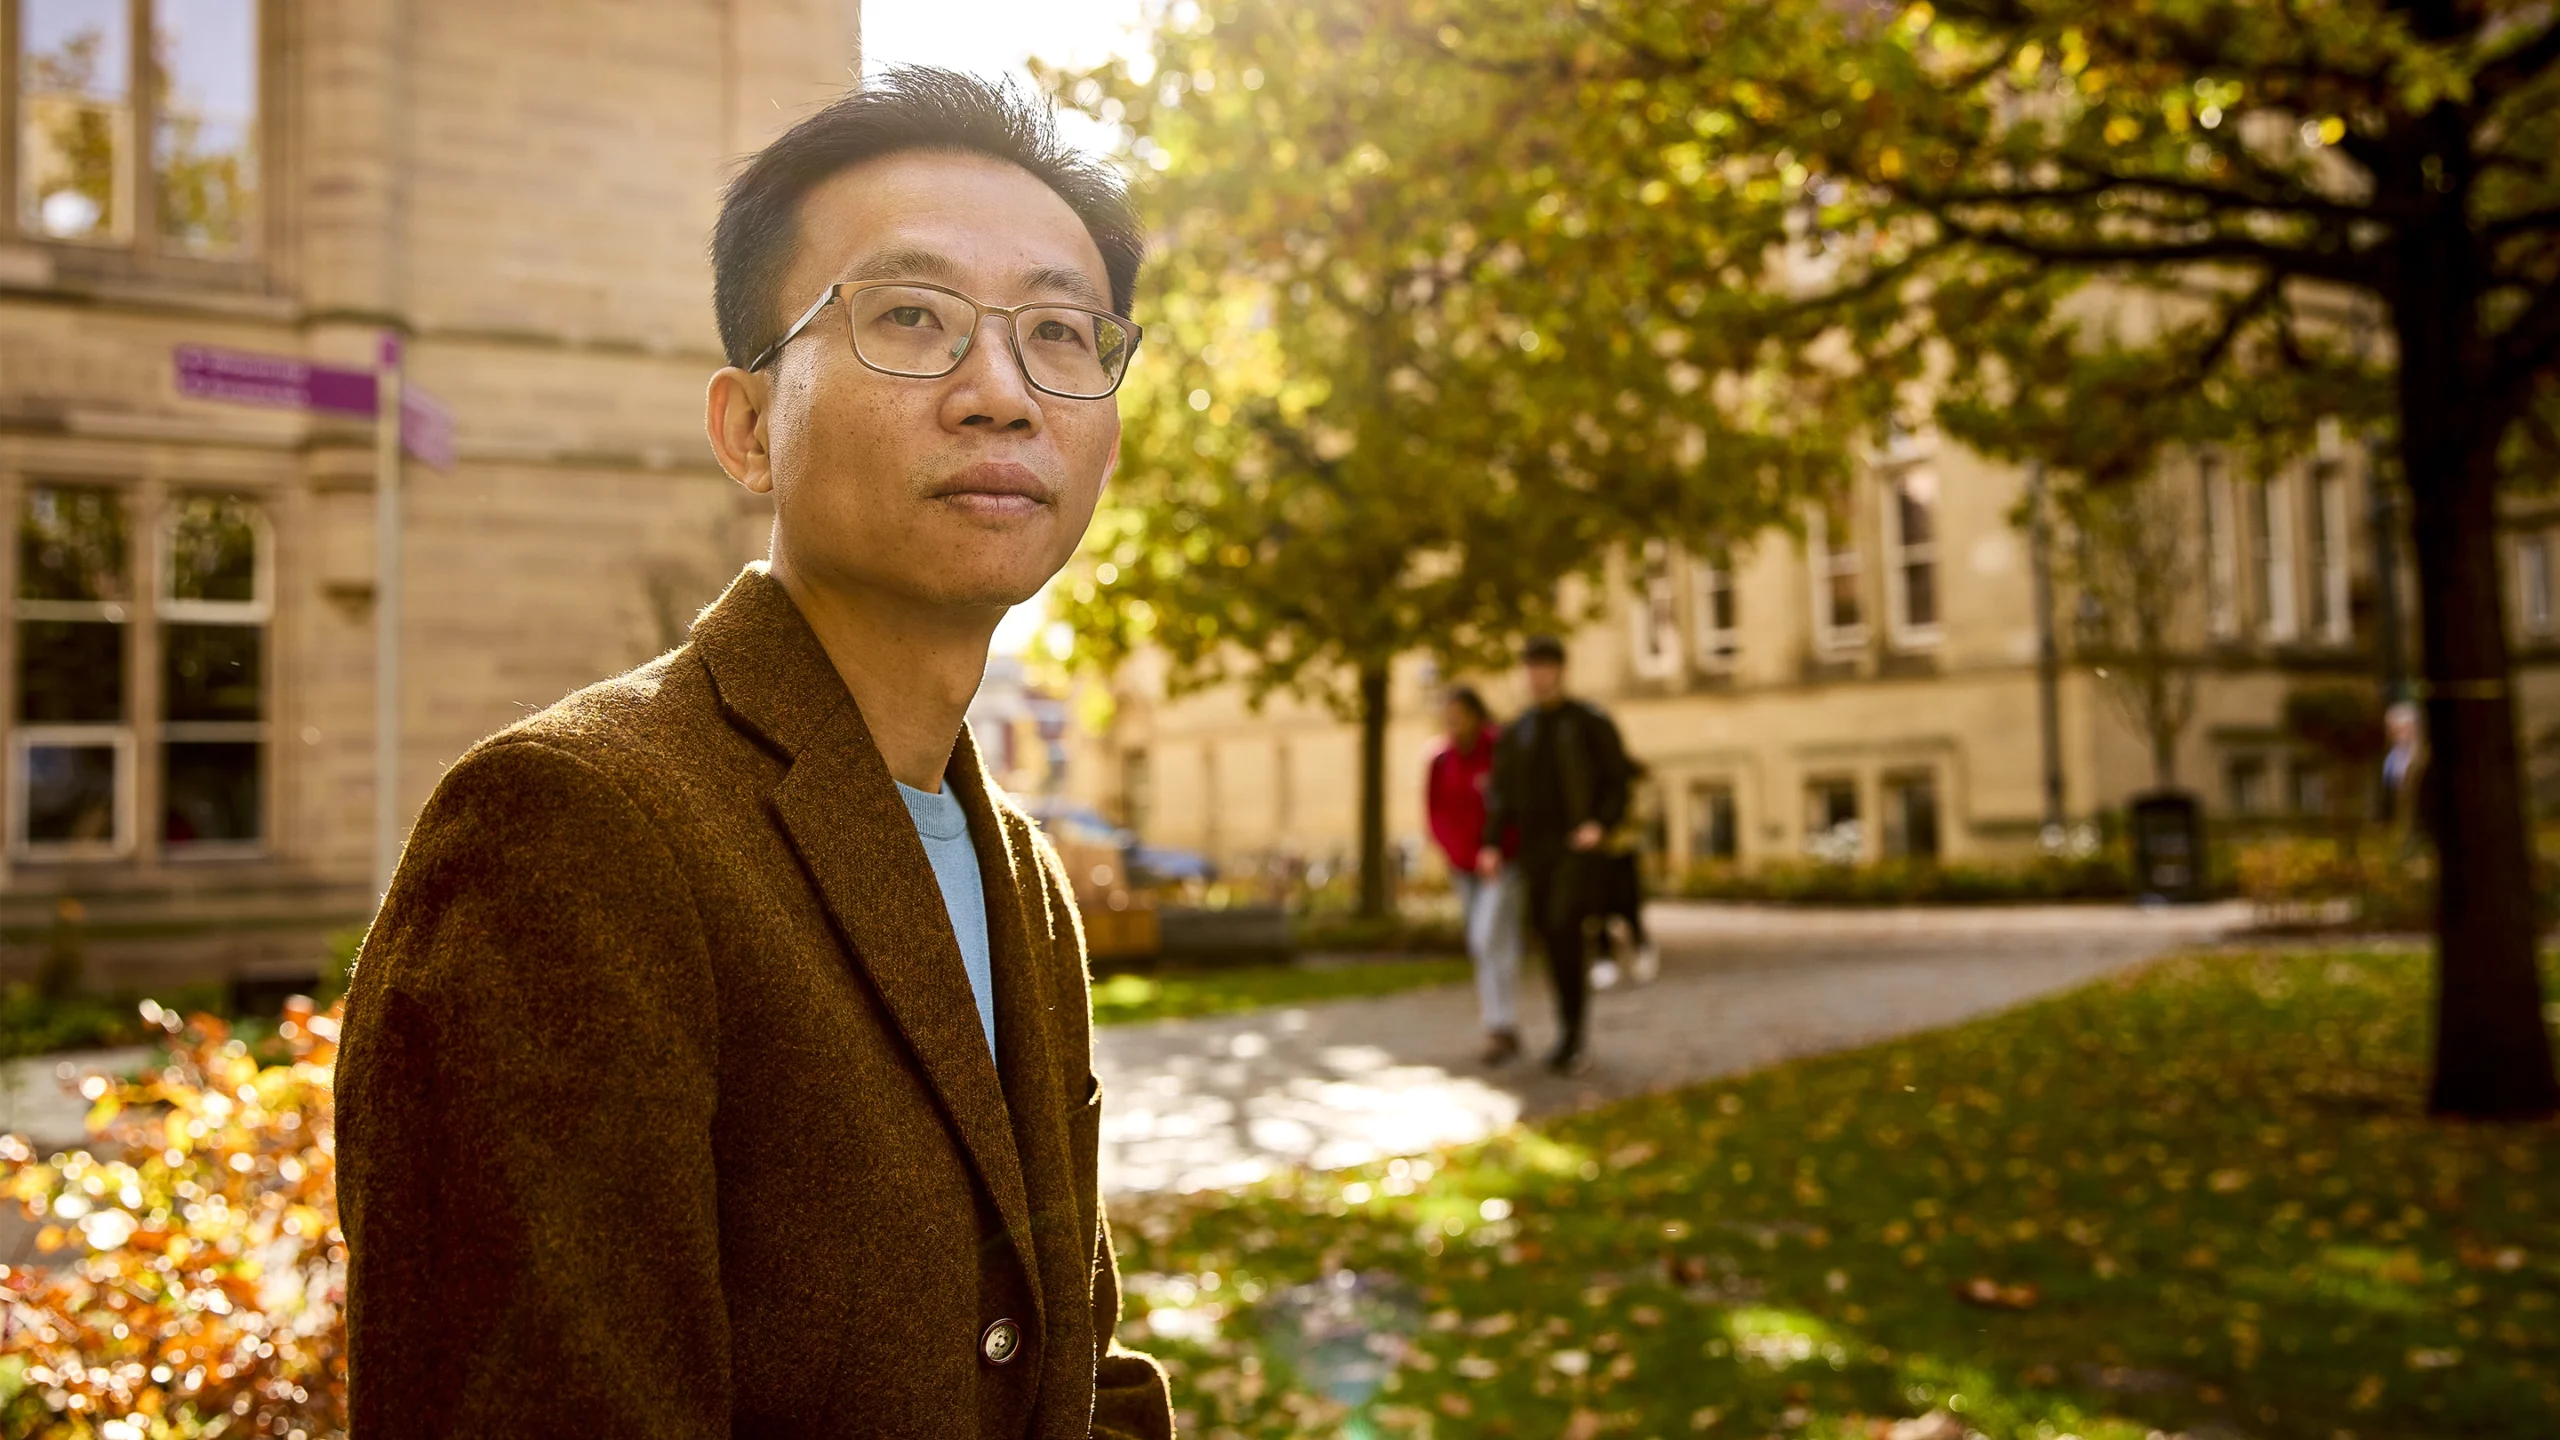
[690,564,1048,1334]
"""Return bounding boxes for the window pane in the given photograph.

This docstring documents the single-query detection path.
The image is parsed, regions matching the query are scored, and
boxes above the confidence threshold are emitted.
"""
[1896,470,1937,546]
[18,0,132,240]
[153,0,258,251]
[20,485,127,601]
[164,740,259,844]
[1828,570,1861,630]
[23,741,119,843]
[17,619,125,721]
[164,623,260,720]
[1903,560,1938,628]
[167,494,259,602]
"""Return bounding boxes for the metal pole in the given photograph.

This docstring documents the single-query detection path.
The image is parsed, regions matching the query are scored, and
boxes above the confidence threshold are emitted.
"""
[374,333,404,901]
[2028,461,2067,841]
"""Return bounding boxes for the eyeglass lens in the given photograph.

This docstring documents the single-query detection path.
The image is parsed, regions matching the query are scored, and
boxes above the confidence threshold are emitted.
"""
[847,285,1134,397]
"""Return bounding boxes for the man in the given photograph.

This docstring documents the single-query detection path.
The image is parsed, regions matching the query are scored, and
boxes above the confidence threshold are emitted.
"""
[334,70,1171,1439]
[1478,635,1633,1074]
[1426,686,1522,1064]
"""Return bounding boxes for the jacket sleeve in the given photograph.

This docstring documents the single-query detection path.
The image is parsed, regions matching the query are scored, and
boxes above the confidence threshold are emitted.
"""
[1480,725,1518,851]
[336,740,729,1440]
[1587,706,1635,832]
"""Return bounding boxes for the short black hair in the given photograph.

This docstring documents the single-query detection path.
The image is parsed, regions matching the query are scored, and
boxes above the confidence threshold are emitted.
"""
[1523,635,1567,664]
[1445,686,1491,724]
[711,66,1144,370]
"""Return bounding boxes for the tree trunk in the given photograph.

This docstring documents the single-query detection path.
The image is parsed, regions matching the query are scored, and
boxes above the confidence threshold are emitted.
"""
[1357,661,1393,919]
[2393,146,2560,1118]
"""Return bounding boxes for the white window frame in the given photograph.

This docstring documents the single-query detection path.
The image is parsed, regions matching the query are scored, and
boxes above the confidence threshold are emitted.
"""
[154,494,273,859]
[2251,475,2299,642]
[7,727,138,859]
[1807,506,1866,653]
[1689,551,1739,671]
[1628,538,1682,680]
[2201,456,2239,639]
[2308,461,2353,644]
[10,484,137,860]
[2520,532,2556,638]
[10,0,265,256]
[1882,466,1942,650]
[1687,777,1739,863]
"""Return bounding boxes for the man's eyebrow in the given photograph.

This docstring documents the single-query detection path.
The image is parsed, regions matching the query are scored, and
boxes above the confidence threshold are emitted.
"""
[839,246,966,286]
[1017,263,1110,310]
[837,248,1112,310]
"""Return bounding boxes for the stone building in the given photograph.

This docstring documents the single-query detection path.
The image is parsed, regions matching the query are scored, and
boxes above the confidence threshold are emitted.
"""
[1084,432,2560,881]
[0,0,857,986]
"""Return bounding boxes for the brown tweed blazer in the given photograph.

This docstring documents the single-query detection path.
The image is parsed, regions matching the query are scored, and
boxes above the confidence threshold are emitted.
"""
[335,566,1173,1440]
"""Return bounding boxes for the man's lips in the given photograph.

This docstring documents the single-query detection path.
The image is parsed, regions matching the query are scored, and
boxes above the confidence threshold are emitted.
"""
[928,462,1055,514]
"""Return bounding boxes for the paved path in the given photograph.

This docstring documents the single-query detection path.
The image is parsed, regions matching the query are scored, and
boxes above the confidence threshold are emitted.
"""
[1095,900,2250,1195]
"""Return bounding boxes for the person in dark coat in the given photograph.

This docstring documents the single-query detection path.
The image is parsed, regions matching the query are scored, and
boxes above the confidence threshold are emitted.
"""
[1477,635,1633,1073]
[335,70,1170,1439]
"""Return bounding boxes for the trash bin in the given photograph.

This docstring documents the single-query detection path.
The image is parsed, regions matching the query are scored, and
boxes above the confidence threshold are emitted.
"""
[2128,790,2206,902]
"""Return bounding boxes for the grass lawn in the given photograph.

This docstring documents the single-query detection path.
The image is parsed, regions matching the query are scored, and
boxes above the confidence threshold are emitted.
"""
[1107,949,2559,1439]
[1093,956,1472,1027]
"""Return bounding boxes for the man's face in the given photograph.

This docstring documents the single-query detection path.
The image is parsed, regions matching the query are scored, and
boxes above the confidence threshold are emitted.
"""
[1525,660,1565,705]
[718,150,1122,614]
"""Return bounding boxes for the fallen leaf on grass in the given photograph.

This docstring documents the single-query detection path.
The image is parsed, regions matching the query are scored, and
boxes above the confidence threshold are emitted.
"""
[1955,1276,2041,1310]
[1562,1407,1607,1440]
[1435,1391,1473,1417]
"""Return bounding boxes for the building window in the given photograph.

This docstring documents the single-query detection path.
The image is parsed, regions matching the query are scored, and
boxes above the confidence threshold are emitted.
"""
[2201,456,2239,640]
[2225,755,2272,816]
[2289,757,2329,818]
[2308,461,2353,644]
[1121,747,1151,835]
[12,0,259,251]
[2519,532,2555,638]
[1690,553,1738,670]
[1804,776,1860,862]
[1883,468,1941,648]
[1882,772,1941,861]
[1628,538,1681,679]
[2249,476,2298,641]
[160,494,267,851]
[1688,780,1737,863]
[12,484,133,856]
[1808,506,1864,652]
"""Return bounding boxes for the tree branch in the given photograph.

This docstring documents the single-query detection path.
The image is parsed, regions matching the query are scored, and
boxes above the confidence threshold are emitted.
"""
[2476,15,2560,101]
[1930,211,2378,287]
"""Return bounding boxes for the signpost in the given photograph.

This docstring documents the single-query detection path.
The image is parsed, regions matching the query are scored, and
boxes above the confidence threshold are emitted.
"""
[172,340,451,901]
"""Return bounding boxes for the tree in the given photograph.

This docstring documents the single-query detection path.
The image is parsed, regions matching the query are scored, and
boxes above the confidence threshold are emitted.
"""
[1044,3,1843,915]
[2065,478,2205,791]
[1443,0,2558,1116]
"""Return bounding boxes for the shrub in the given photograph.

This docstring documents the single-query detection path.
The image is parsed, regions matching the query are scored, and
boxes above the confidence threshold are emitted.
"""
[0,1000,345,1439]
[1675,855,2137,905]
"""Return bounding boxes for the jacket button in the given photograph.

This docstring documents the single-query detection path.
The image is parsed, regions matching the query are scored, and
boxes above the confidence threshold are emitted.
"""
[980,1318,1023,1365]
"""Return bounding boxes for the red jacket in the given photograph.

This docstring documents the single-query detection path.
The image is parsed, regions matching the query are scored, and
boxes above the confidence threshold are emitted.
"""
[1427,727,1509,874]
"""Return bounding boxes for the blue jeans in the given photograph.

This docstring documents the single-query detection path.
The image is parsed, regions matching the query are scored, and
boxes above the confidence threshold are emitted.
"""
[1453,867,1523,1033]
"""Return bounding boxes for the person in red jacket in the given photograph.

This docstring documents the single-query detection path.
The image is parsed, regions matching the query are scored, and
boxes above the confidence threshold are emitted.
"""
[1428,686,1523,1064]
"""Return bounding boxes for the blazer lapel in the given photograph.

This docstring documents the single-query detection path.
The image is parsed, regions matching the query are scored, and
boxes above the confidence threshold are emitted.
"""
[692,567,1043,1330]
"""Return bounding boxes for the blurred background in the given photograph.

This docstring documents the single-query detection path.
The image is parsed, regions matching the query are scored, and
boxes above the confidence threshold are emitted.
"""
[1,2,2557,1436]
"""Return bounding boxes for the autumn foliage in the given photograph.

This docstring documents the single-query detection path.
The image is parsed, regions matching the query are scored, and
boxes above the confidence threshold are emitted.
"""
[0,1000,345,1440]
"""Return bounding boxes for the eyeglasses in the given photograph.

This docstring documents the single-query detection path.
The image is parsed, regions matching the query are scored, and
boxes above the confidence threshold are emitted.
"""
[747,280,1143,399]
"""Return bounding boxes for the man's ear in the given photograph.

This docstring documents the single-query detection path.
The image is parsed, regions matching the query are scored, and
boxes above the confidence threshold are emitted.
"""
[706,367,774,495]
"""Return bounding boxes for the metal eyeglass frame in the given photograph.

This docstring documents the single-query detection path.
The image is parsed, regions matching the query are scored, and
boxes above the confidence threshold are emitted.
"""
[745,280,1144,399]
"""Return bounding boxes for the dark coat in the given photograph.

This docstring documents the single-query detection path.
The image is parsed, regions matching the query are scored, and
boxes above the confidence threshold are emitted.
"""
[334,566,1173,1440]
[1480,697,1633,856]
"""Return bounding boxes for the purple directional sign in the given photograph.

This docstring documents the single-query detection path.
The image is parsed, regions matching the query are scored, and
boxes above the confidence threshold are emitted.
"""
[173,344,453,467]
